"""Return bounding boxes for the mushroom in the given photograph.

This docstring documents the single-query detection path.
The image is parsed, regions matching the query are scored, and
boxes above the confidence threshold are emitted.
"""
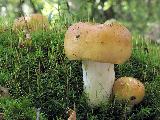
[13,13,49,33]
[0,113,4,120]
[0,86,9,97]
[13,13,49,48]
[113,77,145,105]
[67,108,76,120]
[64,22,132,106]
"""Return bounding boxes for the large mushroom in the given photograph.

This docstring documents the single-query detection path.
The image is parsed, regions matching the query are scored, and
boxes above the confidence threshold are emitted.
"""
[64,22,132,106]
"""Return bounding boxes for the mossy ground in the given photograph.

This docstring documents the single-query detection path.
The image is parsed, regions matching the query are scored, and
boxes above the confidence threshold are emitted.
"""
[0,17,160,120]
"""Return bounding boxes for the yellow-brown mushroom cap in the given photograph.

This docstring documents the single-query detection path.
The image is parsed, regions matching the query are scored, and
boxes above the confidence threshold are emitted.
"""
[64,22,132,64]
[13,13,49,32]
[113,77,145,105]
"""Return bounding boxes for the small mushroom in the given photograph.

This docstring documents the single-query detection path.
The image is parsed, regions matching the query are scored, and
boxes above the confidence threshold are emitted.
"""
[13,13,49,47]
[13,13,49,32]
[0,86,9,97]
[64,22,132,106]
[113,77,145,105]
[0,113,4,120]
[67,108,76,120]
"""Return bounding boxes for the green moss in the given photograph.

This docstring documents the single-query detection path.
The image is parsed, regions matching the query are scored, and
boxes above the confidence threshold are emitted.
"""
[0,97,47,120]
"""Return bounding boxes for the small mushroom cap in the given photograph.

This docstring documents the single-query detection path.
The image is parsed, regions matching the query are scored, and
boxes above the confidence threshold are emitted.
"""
[64,22,132,64]
[13,13,49,32]
[67,109,76,120]
[0,86,9,97]
[113,77,145,105]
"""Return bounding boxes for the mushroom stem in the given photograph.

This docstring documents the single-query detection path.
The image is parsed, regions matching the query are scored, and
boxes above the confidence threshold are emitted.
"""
[82,61,115,106]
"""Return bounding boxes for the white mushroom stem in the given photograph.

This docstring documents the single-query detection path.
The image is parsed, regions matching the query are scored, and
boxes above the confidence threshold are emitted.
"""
[82,61,115,106]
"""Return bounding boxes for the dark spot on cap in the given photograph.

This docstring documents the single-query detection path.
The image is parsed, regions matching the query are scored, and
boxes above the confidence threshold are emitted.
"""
[109,23,113,27]
[72,53,77,57]
[130,96,136,101]
[76,35,80,38]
